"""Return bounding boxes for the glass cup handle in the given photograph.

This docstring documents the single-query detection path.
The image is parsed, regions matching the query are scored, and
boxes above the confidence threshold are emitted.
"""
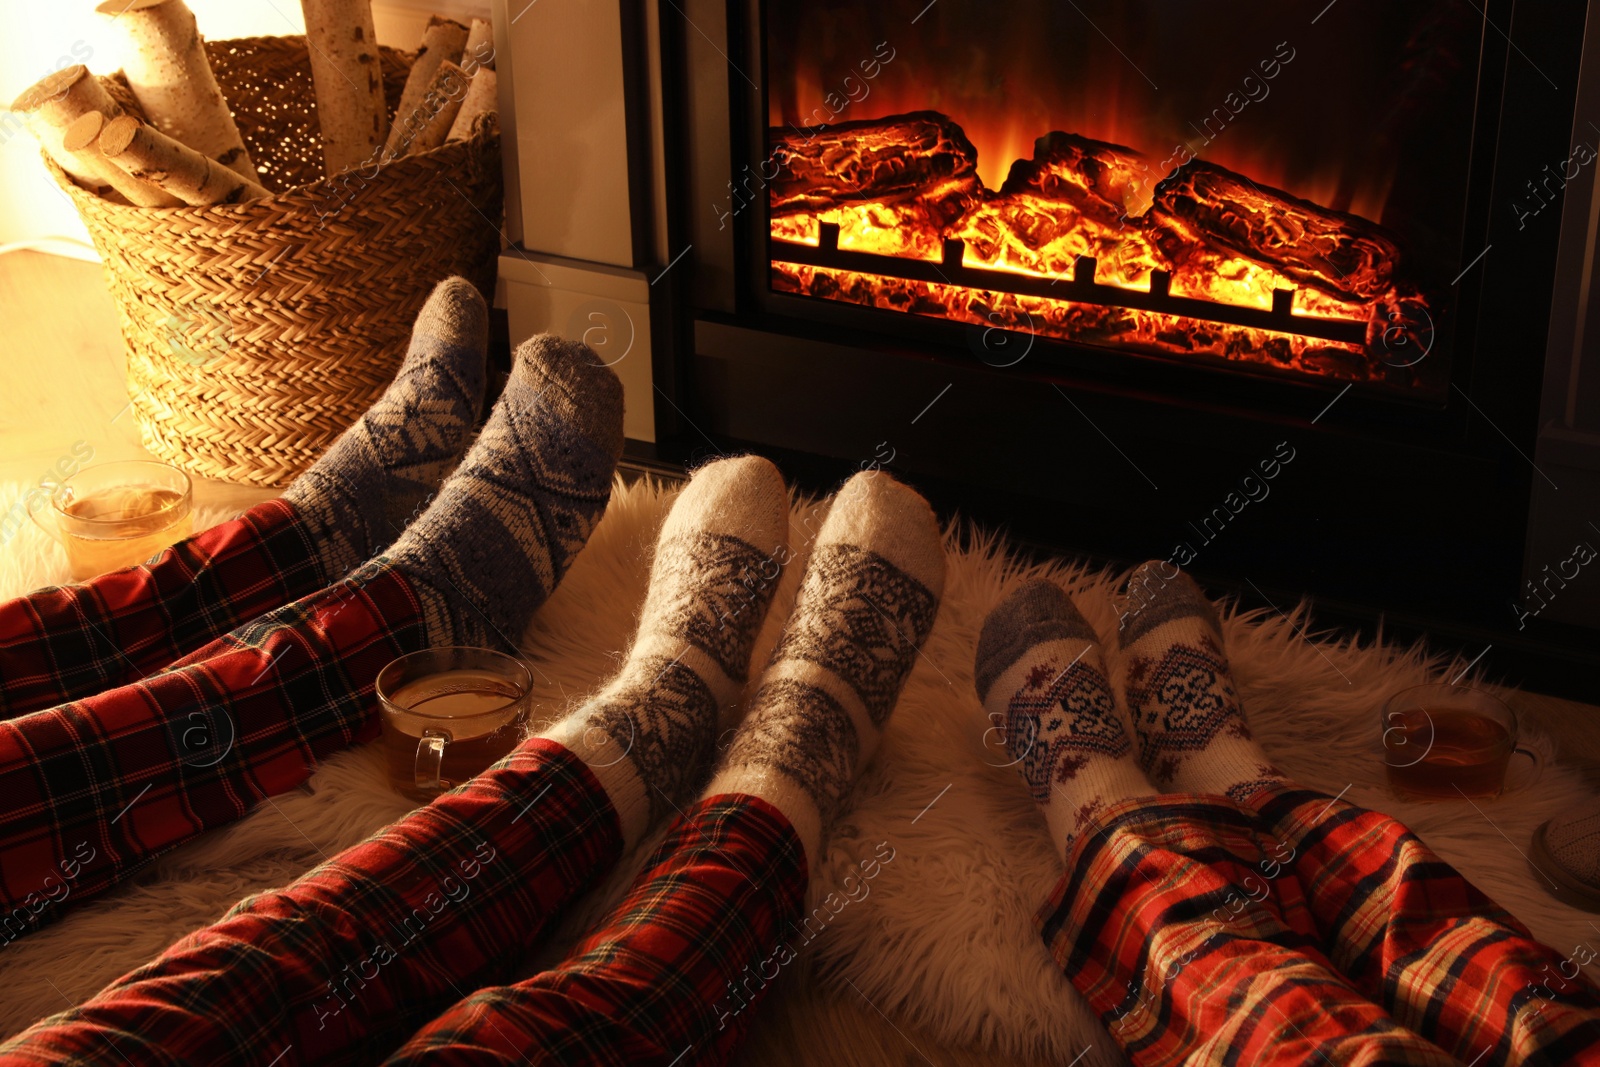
[1511,745,1543,788]
[24,490,65,548]
[415,729,449,793]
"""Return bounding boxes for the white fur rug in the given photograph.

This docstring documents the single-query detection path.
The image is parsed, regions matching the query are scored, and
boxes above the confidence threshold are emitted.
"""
[2,476,1597,1066]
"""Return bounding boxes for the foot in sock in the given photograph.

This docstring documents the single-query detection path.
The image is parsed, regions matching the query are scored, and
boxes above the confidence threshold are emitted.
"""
[539,455,790,847]
[386,332,624,651]
[1115,561,1286,802]
[975,579,1155,857]
[707,470,946,865]
[284,277,488,580]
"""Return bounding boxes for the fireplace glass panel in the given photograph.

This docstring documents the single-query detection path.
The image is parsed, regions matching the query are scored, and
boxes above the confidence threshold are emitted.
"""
[762,1,1483,397]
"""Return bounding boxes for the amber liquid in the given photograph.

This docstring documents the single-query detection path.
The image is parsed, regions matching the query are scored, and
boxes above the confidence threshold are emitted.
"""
[1384,707,1513,799]
[60,486,192,582]
[381,670,525,799]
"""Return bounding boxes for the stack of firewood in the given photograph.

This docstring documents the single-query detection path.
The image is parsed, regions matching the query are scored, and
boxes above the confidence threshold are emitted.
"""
[8,0,496,207]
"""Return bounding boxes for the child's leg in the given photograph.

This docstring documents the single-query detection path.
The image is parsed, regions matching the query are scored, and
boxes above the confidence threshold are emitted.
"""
[984,576,1458,1066]
[0,278,487,717]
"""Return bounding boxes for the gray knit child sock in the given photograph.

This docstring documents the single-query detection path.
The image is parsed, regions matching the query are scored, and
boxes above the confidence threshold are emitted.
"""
[1115,561,1288,802]
[540,455,790,848]
[706,470,946,865]
[284,277,488,581]
[386,333,624,651]
[976,579,1155,858]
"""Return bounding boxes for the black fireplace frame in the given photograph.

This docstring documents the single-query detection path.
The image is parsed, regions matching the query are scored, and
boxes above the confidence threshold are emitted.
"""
[640,0,1599,693]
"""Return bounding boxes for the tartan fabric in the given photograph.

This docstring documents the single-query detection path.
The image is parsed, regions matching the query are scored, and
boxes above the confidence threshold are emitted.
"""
[385,793,809,1066]
[0,498,328,719]
[1038,786,1600,1066]
[0,556,427,944]
[0,738,623,1067]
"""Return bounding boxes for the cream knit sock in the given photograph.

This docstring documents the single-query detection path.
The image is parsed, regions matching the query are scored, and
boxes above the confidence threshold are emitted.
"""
[976,579,1155,857]
[1115,561,1288,803]
[540,455,789,848]
[706,470,946,866]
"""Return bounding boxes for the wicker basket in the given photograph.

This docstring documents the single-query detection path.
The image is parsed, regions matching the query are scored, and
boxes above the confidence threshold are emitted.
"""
[46,36,503,488]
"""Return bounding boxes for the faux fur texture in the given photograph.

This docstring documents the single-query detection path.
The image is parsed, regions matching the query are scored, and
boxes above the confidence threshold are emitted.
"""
[1,478,1596,1065]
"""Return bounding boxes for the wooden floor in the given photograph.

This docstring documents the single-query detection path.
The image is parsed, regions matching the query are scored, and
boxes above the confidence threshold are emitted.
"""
[3,250,1597,1066]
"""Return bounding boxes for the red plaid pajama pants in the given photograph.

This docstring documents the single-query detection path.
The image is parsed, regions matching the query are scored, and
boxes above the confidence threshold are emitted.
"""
[0,736,808,1067]
[1041,784,1600,1066]
[0,498,428,938]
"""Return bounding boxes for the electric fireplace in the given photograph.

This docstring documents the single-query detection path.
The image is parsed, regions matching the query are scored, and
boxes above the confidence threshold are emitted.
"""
[494,0,1600,691]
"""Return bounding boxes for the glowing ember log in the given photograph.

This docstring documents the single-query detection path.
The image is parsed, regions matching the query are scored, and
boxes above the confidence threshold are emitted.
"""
[768,112,1433,384]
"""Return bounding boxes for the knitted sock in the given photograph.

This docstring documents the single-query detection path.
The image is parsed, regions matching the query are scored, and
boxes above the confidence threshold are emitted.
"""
[975,579,1155,857]
[387,333,623,651]
[541,455,789,848]
[707,470,946,865]
[1115,561,1288,802]
[284,277,488,580]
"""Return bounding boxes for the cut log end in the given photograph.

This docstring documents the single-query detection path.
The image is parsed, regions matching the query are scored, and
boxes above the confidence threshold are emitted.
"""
[61,111,106,152]
[10,65,91,114]
[99,114,141,157]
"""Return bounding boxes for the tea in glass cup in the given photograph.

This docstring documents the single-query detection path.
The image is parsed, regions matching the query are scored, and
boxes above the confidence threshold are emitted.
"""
[1380,683,1540,799]
[28,460,193,581]
[377,647,532,801]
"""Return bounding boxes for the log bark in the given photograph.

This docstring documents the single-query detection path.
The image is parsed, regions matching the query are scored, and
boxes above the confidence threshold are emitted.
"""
[99,114,269,205]
[463,18,495,71]
[382,15,468,157]
[404,61,469,155]
[95,0,261,186]
[446,68,496,143]
[9,65,124,186]
[299,0,388,176]
[61,110,183,206]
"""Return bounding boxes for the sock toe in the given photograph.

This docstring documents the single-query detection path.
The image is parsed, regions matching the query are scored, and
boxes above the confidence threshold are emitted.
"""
[413,276,489,358]
[816,470,946,599]
[975,580,1096,705]
[1117,560,1222,647]
[662,454,787,557]
[513,333,625,464]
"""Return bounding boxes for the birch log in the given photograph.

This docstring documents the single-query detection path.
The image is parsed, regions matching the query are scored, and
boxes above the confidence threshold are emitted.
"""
[95,0,261,185]
[382,15,468,156]
[402,62,470,155]
[446,68,496,143]
[463,18,495,71]
[8,66,124,186]
[300,0,388,176]
[61,111,183,206]
[99,114,269,205]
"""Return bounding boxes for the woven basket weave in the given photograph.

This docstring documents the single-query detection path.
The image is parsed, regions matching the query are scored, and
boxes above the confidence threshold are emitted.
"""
[47,36,502,488]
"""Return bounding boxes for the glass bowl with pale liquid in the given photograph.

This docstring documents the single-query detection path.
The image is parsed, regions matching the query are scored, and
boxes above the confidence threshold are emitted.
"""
[376,647,534,801]
[27,460,193,582]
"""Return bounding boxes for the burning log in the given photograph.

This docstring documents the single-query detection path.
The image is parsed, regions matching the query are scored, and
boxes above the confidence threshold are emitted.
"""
[766,111,1434,384]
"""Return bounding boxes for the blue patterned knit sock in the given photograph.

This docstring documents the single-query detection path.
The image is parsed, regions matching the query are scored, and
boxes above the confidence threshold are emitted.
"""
[975,579,1154,858]
[284,277,488,581]
[386,333,625,650]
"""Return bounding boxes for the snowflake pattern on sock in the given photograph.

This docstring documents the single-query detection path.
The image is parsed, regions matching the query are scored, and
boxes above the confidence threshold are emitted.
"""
[772,543,939,725]
[651,531,779,684]
[1125,633,1252,786]
[581,655,720,825]
[723,677,861,823]
[1005,656,1130,804]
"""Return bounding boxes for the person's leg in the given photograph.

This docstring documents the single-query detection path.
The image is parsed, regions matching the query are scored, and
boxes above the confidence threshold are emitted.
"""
[1114,562,1600,1064]
[0,334,620,936]
[982,578,1459,1067]
[0,455,789,1066]
[0,278,488,718]
[381,470,946,1066]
